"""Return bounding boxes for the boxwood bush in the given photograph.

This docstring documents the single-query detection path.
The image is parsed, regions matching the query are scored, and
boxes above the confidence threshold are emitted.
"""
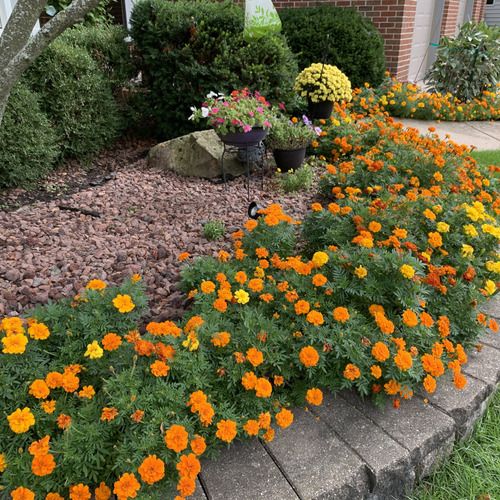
[280,5,385,88]
[26,40,123,161]
[0,84,59,188]
[131,0,298,138]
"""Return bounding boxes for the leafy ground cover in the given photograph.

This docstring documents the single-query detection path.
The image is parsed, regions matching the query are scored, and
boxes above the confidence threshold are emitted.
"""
[1,100,499,499]
[470,149,500,171]
[410,388,500,500]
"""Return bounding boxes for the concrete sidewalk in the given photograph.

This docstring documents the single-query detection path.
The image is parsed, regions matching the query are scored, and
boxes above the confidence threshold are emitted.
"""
[396,119,500,151]
[193,295,500,500]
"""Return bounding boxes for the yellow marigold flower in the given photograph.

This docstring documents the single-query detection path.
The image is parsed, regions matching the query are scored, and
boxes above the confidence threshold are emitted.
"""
[27,322,50,340]
[486,261,500,273]
[86,279,107,290]
[2,333,28,354]
[400,264,415,279]
[463,224,478,237]
[234,289,250,304]
[84,341,104,359]
[312,251,329,267]
[436,222,449,233]
[112,294,135,313]
[423,208,436,221]
[1,316,24,335]
[7,407,35,433]
[354,266,368,279]
[461,244,474,258]
[484,280,496,295]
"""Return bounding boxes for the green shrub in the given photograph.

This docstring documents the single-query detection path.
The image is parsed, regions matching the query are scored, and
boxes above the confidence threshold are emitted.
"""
[58,23,135,91]
[131,0,298,138]
[275,163,314,193]
[203,220,225,241]
[280,5,385,88]
[0,84,59,188]
[26,40,123,160]
[426,22,500,102]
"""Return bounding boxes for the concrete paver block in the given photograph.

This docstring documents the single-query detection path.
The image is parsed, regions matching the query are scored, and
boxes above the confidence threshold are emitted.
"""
[201,439,299,500]
[265,407,370,500]
[462,344,500,387]
[312,392,415,500]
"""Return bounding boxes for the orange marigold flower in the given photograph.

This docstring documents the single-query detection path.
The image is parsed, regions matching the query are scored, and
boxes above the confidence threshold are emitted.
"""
[27,322,50,340]
[190,435,207,456]
[427,231,443,248]
[384,379,401,395]
[61,372,79,393]
[420,312,435,328]
[200,280,216,294]
[306,310,324,326]
[165,424,189,452]
[248,278,264,292]
[1,333,28,354]
[11,487,35,500]
[100,407,118,422]
[246,347,264,367]
[176,453,201,479]
[131,409,144,423]
[244,219,258,231]
[423,375,437,394]
[47,493,65,500]
[78,385,95,399]
[177,476,196,497]
[178,252,190,262]
[453,371,467,390]
[8,407,35,434]
[258,412,271,429]
[45,371,63,389]
[216,419,237,443]
[333,306,350,323]
[311,202,323,212]
[242,371,258,390]
[371,342,390,362]
[28,435,50,456]
[86,279,106,290]
[312,273,327,286]
[306,388,323,406]
[211,331,231,347]
[57,413,71,430]
[421,354,445,377]
[95,482,111,500]
[197,402,215,427]
[343,363,361,381]
[138,455,165,485]
[150,360,170,377]
[275,408,294,429]
[234,271,247,284]
[213,298,228,312]
[294,299,310,315]
[102,332,122,351]
[368,221,381,232]
[273,375,284,386]
[255,378,273,398]
[112,294,135,314]
[31,453,56,476]
[29,379,50,399]
[394,350,413,371]
[299,346,320,368]
[370,365,382,379]
[69,484,91,500]
[402,310,418,328]
[113,473,140,500]
[243,419,260,436]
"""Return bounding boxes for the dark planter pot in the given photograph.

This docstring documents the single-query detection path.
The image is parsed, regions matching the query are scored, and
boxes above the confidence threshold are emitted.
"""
[273,147,307,172]
[218,127,268,147]
[307,99,333,119]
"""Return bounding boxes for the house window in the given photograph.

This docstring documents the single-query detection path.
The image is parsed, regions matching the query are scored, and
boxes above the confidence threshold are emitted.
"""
[486,0,494,5]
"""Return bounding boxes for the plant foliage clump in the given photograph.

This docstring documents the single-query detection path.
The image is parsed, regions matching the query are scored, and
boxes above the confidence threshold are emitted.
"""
[130,0,298,138]
[280,5,386,88]
[426,22,500,102]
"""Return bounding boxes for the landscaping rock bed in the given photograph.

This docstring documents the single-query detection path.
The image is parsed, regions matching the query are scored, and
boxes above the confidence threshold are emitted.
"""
[0,156,313,318]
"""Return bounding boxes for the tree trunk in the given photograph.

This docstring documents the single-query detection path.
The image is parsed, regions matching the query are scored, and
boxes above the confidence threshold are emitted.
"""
[0,0,100,128]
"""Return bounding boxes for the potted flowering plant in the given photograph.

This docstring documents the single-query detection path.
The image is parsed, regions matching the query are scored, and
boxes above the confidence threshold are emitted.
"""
[266,115,320,172]
[294,63,352,119]
[189,89,274,146]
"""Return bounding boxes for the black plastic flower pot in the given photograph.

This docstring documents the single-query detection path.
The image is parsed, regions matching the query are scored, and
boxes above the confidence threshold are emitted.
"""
[307,99,333,120]
[218,127,268,147]
[273,147,307,172]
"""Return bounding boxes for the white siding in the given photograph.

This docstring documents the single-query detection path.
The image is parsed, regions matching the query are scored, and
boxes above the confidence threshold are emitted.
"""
[485,0,500,26]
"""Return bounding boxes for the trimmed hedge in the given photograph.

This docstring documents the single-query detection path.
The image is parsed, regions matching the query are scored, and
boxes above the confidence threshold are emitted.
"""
[131,0,298,138]
[280,6,386,88]
[0,84,60,188]
[26,39,123,161]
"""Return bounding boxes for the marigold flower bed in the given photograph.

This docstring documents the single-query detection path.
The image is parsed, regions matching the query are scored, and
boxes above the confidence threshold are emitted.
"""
[1,103,499,499]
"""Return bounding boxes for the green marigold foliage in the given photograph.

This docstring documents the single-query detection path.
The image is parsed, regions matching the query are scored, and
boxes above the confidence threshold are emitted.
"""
[280,5,386,88]
[130,0,298,138]
[426,22,500,102]
[0,84,59,188]
[1,104,499,498]
[26,40,123,161]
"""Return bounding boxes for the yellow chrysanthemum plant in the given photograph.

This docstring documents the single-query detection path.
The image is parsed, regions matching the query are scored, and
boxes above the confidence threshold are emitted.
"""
[294,63,353,104]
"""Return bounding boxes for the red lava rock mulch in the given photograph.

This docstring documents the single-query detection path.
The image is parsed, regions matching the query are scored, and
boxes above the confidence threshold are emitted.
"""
[0,149,314,318]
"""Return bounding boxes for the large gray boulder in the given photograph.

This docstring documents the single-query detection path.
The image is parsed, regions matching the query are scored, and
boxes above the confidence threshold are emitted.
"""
[148,129,245,179]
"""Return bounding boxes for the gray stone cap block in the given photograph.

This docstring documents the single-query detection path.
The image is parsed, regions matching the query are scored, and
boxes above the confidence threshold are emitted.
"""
[462,343,500,386]
[480,294,500,320]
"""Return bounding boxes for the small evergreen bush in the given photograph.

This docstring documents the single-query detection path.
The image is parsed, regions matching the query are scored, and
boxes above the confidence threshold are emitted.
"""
[131,0,298,138]
[280,5,385,88]
[426,22,500,102]
[203,220,225,241]
[26,40,123,161]
[0,84,59,188]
